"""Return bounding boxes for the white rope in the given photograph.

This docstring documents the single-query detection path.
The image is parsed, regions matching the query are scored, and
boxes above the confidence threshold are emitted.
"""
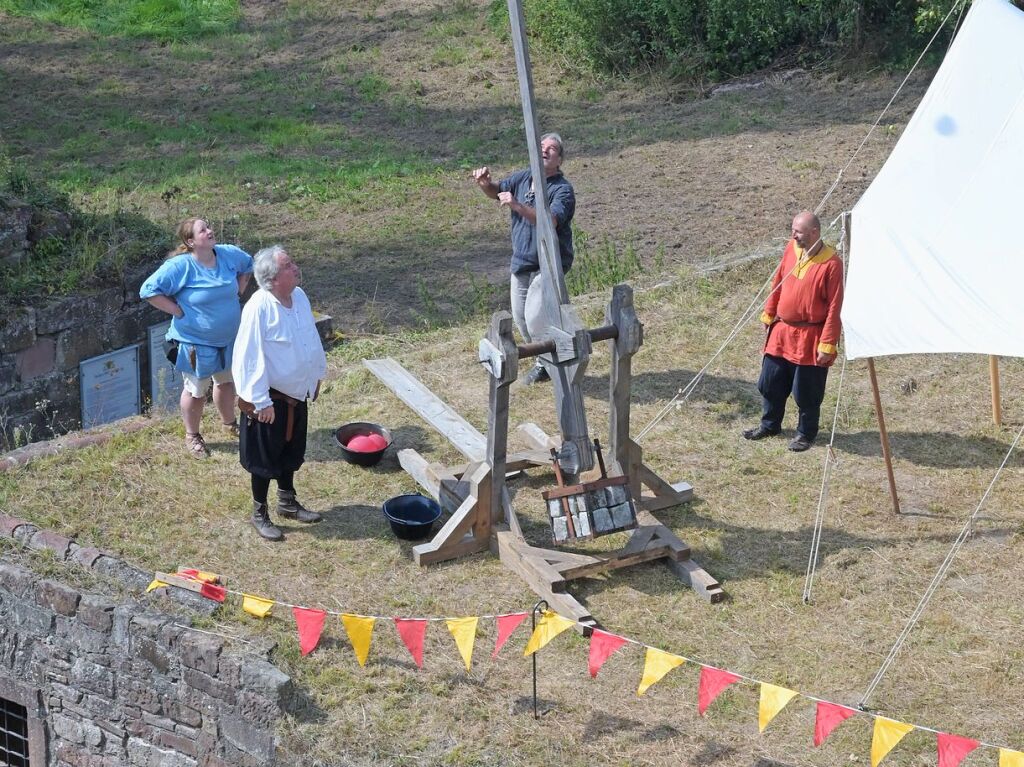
[634,273,774,442]
[858,421,1024,707]
[802,215,850,603]
[814,0,970,216]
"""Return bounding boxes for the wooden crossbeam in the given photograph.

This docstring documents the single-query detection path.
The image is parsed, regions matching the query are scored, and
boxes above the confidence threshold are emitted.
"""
[364,357,487,461]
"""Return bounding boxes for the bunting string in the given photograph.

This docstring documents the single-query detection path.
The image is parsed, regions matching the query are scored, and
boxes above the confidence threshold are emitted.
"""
[147,572,1024,767]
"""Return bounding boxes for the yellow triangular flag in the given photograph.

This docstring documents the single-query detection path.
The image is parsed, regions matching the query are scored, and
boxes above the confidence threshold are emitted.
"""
[145,579,168,593]
[341,614,376,667]
[241,594,274,619]
[637,647,685,695]
[1000,750,1024,767]
[871,717,915,767]
[523,611,575,656]
[446,617,479,672]
[758,683,799,732]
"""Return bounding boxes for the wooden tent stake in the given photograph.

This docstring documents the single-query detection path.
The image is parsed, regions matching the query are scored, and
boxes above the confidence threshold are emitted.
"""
[845,212,899,515]
[990,355,1002,426]
[867,358,900,514]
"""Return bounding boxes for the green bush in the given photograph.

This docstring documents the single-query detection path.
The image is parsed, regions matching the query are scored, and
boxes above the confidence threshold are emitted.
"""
[494,0,965,79]
[0,0,241,42]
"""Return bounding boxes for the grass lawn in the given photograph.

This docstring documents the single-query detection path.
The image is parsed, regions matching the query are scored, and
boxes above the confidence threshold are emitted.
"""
[3,258,1024,766]
[2,2,1021,765]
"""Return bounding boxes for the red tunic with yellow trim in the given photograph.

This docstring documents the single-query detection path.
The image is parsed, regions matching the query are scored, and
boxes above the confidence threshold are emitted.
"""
[760,239,843,367]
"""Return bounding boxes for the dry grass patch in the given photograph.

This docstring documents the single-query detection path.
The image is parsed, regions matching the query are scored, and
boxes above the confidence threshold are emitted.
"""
[3,258,1023,765]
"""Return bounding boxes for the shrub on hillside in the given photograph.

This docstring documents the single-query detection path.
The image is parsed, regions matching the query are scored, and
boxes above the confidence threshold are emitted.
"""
[491,0,967,78]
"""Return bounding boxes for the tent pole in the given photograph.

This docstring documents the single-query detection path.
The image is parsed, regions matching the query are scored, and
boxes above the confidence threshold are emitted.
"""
[866,358,900,514]
[989,355,1002,426]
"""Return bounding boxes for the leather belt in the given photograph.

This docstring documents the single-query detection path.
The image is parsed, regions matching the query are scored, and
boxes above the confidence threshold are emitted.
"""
[238,388,302,441]
[779,318,824,327]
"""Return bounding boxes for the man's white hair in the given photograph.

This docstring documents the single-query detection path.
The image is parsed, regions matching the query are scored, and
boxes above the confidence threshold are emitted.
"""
[541,132,565,159]
[253,245,287,290]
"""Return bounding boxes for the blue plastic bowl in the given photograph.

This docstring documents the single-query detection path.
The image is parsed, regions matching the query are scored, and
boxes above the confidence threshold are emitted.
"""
[382,495,441,541]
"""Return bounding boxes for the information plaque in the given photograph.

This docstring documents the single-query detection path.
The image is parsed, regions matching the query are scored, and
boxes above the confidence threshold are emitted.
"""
[80,346,141,429]
[147,321,179,414]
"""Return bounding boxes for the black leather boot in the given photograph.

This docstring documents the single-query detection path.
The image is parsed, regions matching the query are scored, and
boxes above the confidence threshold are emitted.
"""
[277,490,322,523]
[251,501,284,541]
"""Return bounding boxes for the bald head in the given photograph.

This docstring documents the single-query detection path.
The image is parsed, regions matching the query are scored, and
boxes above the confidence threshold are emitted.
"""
[791,211,821,252]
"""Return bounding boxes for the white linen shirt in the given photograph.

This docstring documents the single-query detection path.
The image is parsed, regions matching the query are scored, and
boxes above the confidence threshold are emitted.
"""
[232,287,327,411]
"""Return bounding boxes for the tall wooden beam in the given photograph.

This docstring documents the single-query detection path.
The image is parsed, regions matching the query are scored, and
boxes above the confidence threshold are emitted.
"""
[505,0,594,477]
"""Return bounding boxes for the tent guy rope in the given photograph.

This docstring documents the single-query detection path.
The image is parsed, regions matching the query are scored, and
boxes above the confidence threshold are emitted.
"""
[857,420,1024,707]
[802,213,850,603]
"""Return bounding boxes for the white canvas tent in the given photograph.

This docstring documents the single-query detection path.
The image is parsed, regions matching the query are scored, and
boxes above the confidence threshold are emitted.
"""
[843,0,1024,360]
[839,0,1024,511]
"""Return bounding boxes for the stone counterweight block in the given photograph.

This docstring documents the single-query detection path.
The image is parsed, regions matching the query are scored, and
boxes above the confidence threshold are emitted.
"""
[611,502,635,529]
[592,507,613,533]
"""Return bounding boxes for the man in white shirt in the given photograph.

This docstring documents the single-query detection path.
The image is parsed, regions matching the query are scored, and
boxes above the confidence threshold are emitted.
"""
[233,245,327,541]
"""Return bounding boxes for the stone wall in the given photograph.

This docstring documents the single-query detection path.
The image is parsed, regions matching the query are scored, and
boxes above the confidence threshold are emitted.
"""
[0,263,165,448]
[0,514,292,766]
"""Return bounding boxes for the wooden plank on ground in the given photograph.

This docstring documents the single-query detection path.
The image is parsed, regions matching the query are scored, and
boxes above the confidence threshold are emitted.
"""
[397,449,441,498]
[447,448,551,478]
[496,531,594,626]
[665,558,725,603]
[364,358,487,461]
[557,544,674,581]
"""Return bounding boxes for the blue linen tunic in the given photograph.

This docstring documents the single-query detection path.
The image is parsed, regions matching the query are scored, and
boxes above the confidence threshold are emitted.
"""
[139,244,253,376]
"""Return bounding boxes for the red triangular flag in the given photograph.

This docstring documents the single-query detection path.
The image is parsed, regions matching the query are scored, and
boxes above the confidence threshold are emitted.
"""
[292,607,326,657]
[938,733,980,767]
[394,618,427,668]
[814,701,858,746]
[698,666,741,715]
[493,612,528,658]
[199,582,226,603]
[588,630,628,678]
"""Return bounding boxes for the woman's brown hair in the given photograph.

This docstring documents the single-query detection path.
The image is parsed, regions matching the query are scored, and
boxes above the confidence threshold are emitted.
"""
[168,217,202,257]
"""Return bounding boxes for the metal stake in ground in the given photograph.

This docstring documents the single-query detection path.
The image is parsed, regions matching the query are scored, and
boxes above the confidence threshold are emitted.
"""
[531,599,548,720]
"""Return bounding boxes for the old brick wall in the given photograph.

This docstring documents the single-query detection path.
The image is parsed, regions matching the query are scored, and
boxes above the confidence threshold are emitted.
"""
[0,515,293,766]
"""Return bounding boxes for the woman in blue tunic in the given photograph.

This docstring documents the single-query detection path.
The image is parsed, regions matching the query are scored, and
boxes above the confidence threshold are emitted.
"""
[140,218,253,457]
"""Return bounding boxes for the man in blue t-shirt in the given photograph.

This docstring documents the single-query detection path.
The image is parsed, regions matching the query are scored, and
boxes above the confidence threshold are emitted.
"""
[473,132,576,384]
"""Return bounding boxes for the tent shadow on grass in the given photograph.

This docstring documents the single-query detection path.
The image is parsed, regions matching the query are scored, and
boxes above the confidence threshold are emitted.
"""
[834,430,1021,469]
[567,498,1019,598]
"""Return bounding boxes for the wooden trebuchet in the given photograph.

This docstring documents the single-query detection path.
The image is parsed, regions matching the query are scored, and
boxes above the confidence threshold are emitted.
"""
[364,285,724,626]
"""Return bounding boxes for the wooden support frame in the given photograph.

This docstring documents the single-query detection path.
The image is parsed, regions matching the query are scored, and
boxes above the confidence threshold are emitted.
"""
[365,287,724,627]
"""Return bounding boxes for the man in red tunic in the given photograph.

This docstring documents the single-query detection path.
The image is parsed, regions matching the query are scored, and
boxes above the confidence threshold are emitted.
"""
[743,211,843,452]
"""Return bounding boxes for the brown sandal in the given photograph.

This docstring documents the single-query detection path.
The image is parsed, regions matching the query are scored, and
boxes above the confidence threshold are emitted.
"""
[222,420,240,438]
[185,432,209,458]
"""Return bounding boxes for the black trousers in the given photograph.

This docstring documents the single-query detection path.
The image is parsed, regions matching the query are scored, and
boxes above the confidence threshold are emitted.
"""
[757,354,829,441]
[239,398,308,479]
